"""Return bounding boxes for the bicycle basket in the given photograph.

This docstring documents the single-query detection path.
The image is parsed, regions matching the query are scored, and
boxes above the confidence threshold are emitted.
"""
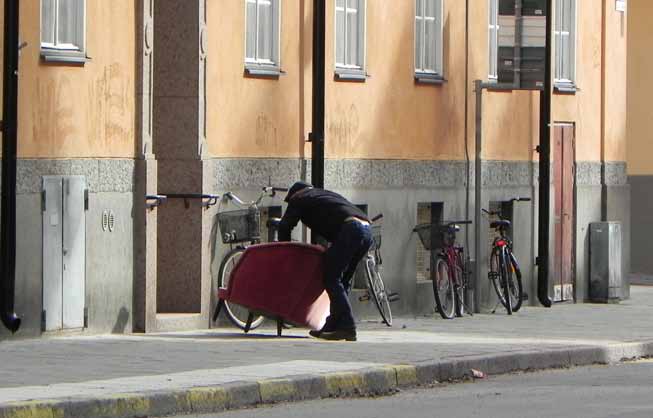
[371,224,382,251]
[217,209,260,244]
[414,223,457,251]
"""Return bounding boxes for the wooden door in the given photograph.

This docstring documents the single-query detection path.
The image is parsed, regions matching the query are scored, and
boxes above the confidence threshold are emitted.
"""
[553,124,575,302]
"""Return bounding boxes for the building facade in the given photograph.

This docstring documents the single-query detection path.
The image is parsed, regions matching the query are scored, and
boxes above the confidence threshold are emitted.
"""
[627,0,652,279]
[1,0,629,338]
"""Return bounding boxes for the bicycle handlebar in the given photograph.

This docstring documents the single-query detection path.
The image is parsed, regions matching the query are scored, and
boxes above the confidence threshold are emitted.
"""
[446,220,472,226]
[224,186,287,208]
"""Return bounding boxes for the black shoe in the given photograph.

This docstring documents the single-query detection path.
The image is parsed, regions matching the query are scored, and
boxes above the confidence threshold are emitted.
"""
[309,329,322,338]
[318,328,357,342]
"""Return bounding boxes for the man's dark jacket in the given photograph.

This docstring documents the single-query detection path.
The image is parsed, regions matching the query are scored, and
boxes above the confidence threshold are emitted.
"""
[278,188,369,243]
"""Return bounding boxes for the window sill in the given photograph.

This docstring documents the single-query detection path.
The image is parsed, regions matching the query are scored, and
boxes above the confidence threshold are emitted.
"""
[415,73,446,85]
[40,51,89,65]
[244,66,283,79]
[553,82,578,94]
[334,69,367,82]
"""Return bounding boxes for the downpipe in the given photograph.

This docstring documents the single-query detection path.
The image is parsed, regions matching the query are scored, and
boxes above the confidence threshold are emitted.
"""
[536,0,553,307]
[1,0,21,333]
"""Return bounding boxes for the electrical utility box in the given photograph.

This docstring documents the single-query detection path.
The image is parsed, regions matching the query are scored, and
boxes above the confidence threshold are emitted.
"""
[589,222,622,303]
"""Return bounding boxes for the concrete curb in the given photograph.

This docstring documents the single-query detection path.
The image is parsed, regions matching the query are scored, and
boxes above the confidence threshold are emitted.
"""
[2,341,652,418]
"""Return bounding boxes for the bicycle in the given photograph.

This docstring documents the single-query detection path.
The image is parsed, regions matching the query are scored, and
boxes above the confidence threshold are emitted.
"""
[356,214,398,327]
[414,220,473,319]
[212,186,287,331]
[483,197,530,315]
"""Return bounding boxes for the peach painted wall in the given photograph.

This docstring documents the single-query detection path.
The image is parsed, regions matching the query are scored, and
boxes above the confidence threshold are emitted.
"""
[207,0,304,158]
[17,0,136,159]
[602,0,627,162]
[205,0,624,165]
[626,0,653,175]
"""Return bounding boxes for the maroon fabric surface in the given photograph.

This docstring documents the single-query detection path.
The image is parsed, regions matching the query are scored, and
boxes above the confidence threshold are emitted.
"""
[218,242,330,329]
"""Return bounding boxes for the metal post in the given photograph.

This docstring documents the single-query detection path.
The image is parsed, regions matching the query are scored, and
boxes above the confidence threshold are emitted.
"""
[310,0,325,191]
[1,0,22,333]
[474,80,483,313]
[536,0,553,307]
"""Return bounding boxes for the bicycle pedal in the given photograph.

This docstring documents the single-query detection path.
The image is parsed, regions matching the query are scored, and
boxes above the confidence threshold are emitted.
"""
[358,294,371,302]
[387,292,400,302]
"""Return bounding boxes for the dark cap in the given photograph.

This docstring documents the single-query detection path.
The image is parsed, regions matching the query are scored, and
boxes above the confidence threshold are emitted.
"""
[285,181,313,202]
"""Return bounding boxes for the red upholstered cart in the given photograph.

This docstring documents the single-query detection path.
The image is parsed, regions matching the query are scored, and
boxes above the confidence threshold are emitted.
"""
[213,242,330,336]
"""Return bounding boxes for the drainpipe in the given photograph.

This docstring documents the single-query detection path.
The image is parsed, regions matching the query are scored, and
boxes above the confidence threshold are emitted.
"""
[309,0,325,191]
[1,0,22,333]
[536,0,553,307]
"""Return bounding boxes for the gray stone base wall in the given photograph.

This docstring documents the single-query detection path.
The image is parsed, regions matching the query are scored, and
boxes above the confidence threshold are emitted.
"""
[207,158,626,317]
[630,175,653,277]
[1,159,136,338]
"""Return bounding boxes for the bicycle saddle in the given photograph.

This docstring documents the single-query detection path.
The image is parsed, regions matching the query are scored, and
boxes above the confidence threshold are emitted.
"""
[490,220,511,230]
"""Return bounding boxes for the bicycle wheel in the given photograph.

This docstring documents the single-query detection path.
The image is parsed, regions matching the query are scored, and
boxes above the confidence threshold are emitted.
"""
[365,256,392,326]
[217,247,265,330]
[489,247,510,313]
[453,256,466,317]
[433,256,455,319]
[507,252,524,312]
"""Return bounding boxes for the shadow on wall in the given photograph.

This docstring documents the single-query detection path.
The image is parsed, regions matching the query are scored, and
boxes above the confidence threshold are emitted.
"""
[112,307,130,333]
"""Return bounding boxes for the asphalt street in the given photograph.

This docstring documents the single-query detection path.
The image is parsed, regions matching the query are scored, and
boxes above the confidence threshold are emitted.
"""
[182,361,653,418]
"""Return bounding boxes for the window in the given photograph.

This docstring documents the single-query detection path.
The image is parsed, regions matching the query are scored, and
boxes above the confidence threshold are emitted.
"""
[415,0,443,79]
[554,0,576,87]
[41,0,86,60]
[335,0,366,78]
[488,0,499,80]
[245,0,281,73]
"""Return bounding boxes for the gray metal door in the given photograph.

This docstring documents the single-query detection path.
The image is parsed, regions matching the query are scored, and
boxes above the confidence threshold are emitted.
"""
[42,176,86,331]
[63,176,86,329]
[42,177,63,331]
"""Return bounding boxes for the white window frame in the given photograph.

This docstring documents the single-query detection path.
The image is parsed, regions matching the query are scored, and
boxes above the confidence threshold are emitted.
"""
[245,0,281,71]
[488,0,499,80]
[40,0,86,59]
[554,0,576,86]
[335,0,366,76]
[415,0,444,79]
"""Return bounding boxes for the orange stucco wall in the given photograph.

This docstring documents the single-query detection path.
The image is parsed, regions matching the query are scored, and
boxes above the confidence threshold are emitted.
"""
[323,0,466,160]
[467,1,540,162]
[207,0,304,158]
[602,0,627,162]
[550,0,602,162]
[203,0,624,165]
[627,0,653,175]
[17,1,136,159]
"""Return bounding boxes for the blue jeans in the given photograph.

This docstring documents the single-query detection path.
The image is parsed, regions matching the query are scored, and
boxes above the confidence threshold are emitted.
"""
[323,221,373,330]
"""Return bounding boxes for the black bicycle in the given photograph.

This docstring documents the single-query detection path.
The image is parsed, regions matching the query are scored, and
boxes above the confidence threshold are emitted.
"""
[212,186,287,330]
[483,197,530,315]
[358,215,398,326]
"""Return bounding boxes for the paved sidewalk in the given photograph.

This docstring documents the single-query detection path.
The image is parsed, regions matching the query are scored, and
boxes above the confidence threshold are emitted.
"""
[2,286,653,418]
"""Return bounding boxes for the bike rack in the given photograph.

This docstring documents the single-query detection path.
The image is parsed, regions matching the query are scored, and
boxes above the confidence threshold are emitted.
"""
[145,194,167,210]
[163,193,220,209]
